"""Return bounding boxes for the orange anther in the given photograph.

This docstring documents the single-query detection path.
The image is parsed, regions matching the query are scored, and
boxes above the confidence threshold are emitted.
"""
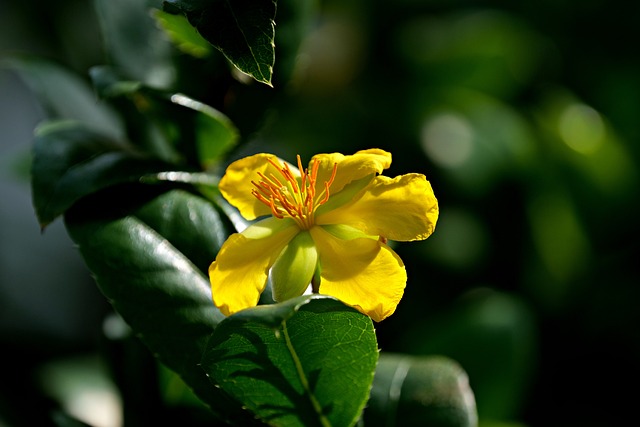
[252,155,339,229]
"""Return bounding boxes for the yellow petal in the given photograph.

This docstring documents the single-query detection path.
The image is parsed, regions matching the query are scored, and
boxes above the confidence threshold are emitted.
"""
[317,173,438,242]
[311,148,392,195]
[209,219,299,316]
[309,226,407,322]
[320,223,377,240]
[219,153,299,220]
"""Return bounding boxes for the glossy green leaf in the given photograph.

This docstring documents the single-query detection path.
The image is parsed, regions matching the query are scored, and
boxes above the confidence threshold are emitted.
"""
[170,93,239,169]
[137,171,253,233]
[152,9,213,58]
[3,57,124,140]
[364,354,477,427]
[64,188,259,425]
[202,295,378,426]
[165,0,276,86]
[134,190,227,274]
[31,121,171,227]
[140,170,220,186]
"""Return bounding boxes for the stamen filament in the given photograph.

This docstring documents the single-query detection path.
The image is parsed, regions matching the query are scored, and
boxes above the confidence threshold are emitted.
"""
[318,163,338,205]
[252,156,338,229]
[297,155,306,191]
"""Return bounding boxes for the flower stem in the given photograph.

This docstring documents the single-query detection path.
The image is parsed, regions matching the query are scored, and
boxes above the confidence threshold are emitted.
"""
[311,274,320,294]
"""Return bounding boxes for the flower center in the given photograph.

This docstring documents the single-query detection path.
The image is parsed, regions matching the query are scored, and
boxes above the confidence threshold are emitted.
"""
[251,155,338,229]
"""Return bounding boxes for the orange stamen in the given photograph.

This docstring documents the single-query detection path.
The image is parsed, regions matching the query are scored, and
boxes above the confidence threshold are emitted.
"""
[318,163,338,205]
[251,155,338,229]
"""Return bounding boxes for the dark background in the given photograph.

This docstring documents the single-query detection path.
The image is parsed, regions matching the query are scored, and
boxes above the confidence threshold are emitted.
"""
[1,0,639,426]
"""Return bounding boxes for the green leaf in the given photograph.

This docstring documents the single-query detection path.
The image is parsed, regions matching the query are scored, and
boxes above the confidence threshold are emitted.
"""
[202,295,378,426]
[140,170,220,187]
[3,57,124,140]
[364,354,478,427]
[31,121,173,227]
[165,0,277,86]
[64,188,258,425]
[89,65,143,98]
[152,8,213,58]
[170,93,239,169]
[94,0,175,88]
[88,66,193,164]
[88,68,240,169]
[134,190,228,274]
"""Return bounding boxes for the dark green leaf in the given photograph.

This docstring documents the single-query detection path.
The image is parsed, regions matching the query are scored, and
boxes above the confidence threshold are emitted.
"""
[364,354,477,427]
[170,93,239,169]
[134,190,227,273]
[202,295,378,426]
[4,57,124,140]
[88,69,240,169]
[51,410,93,427]
[89,66,143,98]
[31,121,171,227]
[64,188,258,425]
[165,0,277,86]
[137,172,246,233]
[216,294,322,328]
[88,66,191,164]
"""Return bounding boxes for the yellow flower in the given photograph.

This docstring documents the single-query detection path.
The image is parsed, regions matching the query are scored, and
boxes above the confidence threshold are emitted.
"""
[209,149,438,322]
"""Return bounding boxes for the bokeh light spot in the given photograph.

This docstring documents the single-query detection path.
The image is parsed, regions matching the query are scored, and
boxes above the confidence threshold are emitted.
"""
[421,113,474,168]
[418,208,489,270]
[558,103,605,154]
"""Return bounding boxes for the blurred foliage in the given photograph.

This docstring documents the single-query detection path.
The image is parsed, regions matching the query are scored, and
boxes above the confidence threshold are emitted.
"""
[2,0,640,426]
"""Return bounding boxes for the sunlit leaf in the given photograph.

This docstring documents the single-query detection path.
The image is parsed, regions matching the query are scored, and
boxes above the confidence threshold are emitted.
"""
[140,170,220,187]
[364,354,477,427]
[31,121,171,227]
[202,295,378,426]
[164,0,276,86]
[64,188,258,425]
[152,9,213,58]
